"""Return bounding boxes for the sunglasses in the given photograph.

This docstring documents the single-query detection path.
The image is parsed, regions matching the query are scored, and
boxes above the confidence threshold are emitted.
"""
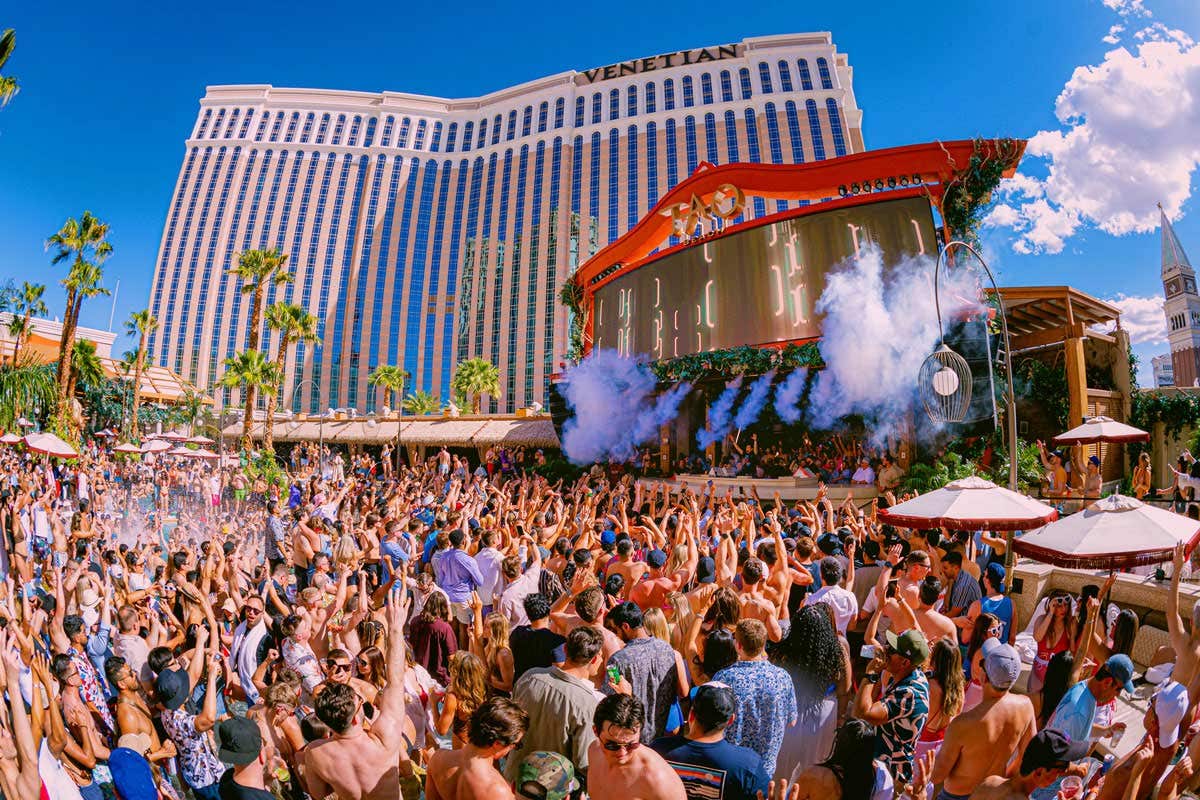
[988,625,1003,637]
[601,738,640,753]
[326,660,351,671]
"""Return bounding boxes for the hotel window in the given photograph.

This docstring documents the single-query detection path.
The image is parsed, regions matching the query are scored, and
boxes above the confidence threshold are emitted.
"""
[446,122,458,152]
[723,110,740,162]
[462,121,474,152]
[778,60,794,92]
[575,97,585,127]
[492,114,502,144]
[348,115,363,146]
[331,114,345,145]
[476,118,487,149]
[522,106,533,136]
[396,117,410,148]
[589,131,601,224]
[797,59,813,90]
[627,85,638,117]
[627,125,639,228]
[758,63,773,94]
[739,68,752,99]
[196,109,212,138]
[665,118,678,187]
[704,112,718,163]
[571,135,583,214]
[609,89,620,121]
[682,76,695,107]
[664,79,675,110]
[538,101,548,133]
[607,128,619,242]
[363,117,376,147]
[806,100,826,160]
[646,121,658,205]
[507,110,517,139]
[285,112,300,142]
[413,119,427,150]
[684,116,698,174]
[240,108,255,138]
[784,101,805,162]
[254,112,269,142]
[226,109,241,138]
[825,99,847,156]
[430,121,443,152]
[331,114,346,145]
[817,58,834,89]
[299,112,314,143]
[591,93,602,124]
[744,108,762,162]
[645,82,656,113]
[554,97,565,129]
[764,103,783,163]
[701,73,714,104]
[720,70,733,102]
[209,108,225,138]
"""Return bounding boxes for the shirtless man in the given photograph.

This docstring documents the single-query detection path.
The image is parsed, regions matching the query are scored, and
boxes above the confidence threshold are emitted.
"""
[967,729,1087,800]
[106,657,176,763]
[931,642,1036,800]
[303,586,412,800]
[914,576,958,646]
[629,518,697,611]
[426,697,528,800]
[587,695,685,800]
[606,540,649,599]
[550,586,623,688]
[1167,542,1200,688]
[737,559,784,642]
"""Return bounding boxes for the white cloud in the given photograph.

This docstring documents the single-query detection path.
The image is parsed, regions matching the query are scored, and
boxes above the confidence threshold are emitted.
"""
[1103,24,1124,44]
[1102,0,1150,18]
[1101,294,1167,344]
[989,30,1200,253]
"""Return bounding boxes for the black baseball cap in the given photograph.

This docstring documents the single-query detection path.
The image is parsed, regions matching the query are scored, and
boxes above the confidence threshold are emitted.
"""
[155,668,190,711]
[695,557,716,584]
[1020,729,1090,775]
[216,717,263,766]
[692,682,736,730]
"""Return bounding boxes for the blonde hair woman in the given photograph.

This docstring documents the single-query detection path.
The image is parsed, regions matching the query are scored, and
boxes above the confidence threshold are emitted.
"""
[1133,451,1152,500]
[435,651,487,749]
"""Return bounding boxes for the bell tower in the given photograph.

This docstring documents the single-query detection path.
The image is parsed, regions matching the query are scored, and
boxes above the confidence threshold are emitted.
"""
[1162,204,1200,387]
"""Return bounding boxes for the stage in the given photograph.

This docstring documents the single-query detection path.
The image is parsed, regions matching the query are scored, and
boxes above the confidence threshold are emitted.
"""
[639,474,878,505]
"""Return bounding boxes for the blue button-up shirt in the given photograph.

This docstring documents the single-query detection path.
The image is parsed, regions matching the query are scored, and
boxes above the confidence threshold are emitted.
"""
[432,547,484,603]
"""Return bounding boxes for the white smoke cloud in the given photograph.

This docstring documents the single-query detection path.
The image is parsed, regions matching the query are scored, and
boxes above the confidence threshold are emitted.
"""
[987,24,1200,253]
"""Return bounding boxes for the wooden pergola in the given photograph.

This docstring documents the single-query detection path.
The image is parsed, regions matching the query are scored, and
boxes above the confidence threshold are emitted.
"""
[992,285,1130,432]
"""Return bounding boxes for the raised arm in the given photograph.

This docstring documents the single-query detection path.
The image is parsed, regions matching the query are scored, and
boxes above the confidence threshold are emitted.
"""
[370,583,411,750]
[1169,543,1190,655]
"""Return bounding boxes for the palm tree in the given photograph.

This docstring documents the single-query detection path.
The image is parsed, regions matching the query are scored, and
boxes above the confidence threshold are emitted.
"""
[47,212,112,419]
[218,349,281,453]
[226,248,291,420]
[0,29,17,108]
[124,309,158,438]
[0,362,54,431]
[402,390,442,416]
[451,358,501,414]
[6,281,46,365]
[367,365,408,413]
[264,302,319,452]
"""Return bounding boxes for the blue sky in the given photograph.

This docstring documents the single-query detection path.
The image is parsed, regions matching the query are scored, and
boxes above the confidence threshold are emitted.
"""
[1,0,1198,384]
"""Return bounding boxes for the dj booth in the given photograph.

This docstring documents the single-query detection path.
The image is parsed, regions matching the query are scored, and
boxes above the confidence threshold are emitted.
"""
[640,474,878,504]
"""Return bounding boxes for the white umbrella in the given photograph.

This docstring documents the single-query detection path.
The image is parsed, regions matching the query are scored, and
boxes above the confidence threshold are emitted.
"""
[160,431,188,442]
[141,439,171,454]
[22,432,79,459]
[186,435,214,445]
[1013,494,1200,570]
[95,428,118,438]
[878,475,1058,531]
[0,433,20,445]
[112,442,142,454]
[167,446,195,457]
[190,448,220,460]
[1053,416,1150,446]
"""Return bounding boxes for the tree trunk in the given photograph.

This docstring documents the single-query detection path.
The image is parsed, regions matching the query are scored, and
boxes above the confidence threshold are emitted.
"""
[56,289,79,408]
[241,285,266,440]
[472,393,481,414]
[131,337,146,439]
[241,394,254,454]
[263,337,289,455]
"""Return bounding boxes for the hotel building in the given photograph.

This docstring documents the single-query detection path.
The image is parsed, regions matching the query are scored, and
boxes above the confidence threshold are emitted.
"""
[146,33,864,414]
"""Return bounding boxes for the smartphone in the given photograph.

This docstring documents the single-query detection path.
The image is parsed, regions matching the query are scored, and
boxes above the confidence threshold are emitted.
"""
[860,644,876,659]
[606,666,621,685]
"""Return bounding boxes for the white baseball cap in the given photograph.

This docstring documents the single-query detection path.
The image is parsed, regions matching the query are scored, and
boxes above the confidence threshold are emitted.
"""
[1154,680,1190,749]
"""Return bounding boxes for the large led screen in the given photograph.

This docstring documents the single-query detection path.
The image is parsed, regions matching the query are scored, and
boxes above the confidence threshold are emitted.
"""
[592,195,938,359]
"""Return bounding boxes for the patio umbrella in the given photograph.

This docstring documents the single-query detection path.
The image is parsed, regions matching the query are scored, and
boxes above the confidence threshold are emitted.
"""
[1052,416,1150,446]
[167,446,195,457]
[160,431,188,442]
[190,448,219,460]
[878,475,1058,531]
[22,432,79,459]
[186,435,214,445]
[1012,494,1200,570]
[0,433,20,445]
[112,442,142,454]
[141,439,171,454]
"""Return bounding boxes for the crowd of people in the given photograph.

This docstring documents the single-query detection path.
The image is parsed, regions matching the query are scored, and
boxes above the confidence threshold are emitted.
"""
[0,435,1198,800]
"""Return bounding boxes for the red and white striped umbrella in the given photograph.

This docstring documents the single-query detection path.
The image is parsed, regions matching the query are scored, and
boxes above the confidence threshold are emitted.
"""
[22,432,79,459]
[878,475,1058,531]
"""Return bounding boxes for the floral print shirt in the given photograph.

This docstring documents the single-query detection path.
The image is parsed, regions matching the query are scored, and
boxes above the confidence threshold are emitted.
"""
[713,660,798,777]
